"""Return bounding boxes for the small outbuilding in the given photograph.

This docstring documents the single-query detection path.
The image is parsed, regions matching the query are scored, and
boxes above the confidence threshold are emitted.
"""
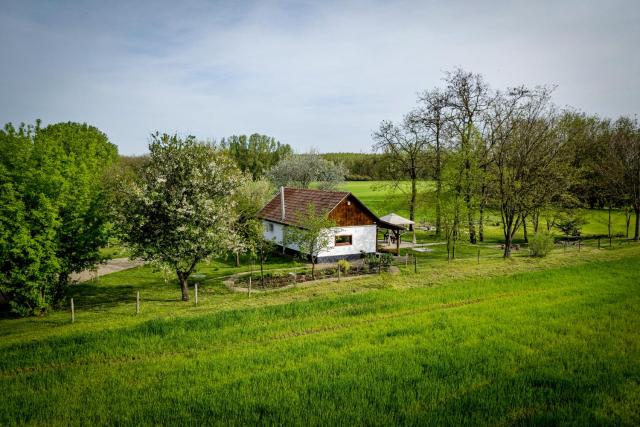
[379,212,416,250]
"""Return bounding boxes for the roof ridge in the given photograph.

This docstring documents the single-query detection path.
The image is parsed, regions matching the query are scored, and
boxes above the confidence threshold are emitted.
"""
[282,186,350,194]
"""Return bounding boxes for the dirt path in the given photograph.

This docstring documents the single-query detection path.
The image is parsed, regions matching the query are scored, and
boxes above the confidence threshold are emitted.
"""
[70,258,145,283]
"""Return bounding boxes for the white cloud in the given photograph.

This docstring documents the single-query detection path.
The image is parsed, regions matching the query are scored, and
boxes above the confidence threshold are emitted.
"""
[1,0,638,154]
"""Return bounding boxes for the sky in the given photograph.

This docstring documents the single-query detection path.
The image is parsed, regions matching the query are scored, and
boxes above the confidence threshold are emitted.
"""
[1,0,639,155]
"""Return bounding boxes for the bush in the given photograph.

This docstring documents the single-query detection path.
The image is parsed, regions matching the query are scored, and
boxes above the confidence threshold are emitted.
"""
[529,232,555,257]
[364,253,380,270]
[380,253,393,268]
[337,259,351,274]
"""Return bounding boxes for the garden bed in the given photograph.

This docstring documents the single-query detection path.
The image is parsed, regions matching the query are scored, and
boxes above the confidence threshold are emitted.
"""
[228,265,393,290]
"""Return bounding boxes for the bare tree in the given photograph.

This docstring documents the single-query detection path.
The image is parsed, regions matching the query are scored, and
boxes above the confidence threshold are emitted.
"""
[413,88,451,236]
[488,87,569,257]
[444,68,491,244]
[610,117,640,240]
[373,116,430,228]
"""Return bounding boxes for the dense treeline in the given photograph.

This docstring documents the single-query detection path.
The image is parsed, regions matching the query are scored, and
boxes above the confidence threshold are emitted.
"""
[375,68,640,256]
[0,121,117,315]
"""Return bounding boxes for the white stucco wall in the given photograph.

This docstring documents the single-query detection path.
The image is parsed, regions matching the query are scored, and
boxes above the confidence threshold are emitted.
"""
[262,220,376,258]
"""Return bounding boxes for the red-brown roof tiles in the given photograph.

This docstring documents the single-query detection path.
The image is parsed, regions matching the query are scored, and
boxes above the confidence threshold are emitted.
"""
[257,187,349,227]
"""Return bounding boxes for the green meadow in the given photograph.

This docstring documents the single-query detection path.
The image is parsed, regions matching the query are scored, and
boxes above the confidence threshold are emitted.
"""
[1,182,639,425]
[1,243,639,425]
[339,181,631,243]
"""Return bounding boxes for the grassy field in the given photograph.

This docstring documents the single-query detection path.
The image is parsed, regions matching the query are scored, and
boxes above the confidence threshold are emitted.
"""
[338,181,631,244]
[1,243,639,425]
[1,181,638,425]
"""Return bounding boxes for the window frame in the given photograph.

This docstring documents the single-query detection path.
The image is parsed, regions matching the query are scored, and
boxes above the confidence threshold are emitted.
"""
[334,234,353,246]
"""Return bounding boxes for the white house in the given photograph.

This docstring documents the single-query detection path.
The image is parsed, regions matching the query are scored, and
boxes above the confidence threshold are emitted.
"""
[257,187,401,262]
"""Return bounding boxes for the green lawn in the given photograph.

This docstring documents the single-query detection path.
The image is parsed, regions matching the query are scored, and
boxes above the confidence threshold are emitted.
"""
[1,244,639,425]
[338,181,632,243]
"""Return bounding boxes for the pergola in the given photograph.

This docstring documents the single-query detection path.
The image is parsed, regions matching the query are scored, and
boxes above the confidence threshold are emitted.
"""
[378,213,415,254]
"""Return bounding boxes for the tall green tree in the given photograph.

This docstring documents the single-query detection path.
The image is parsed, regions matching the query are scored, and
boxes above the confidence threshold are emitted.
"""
[221,134,292,179]
[0,121,117,315]
[117,133,243,301]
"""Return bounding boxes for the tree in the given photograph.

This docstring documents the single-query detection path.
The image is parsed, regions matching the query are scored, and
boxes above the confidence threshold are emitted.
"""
[373,116,430,229]
[445,68,491,244]
[36,123,119,295]
[413,88,451,236]
[0,121,117,316]
[284,202,336,279]
[609,117,640,240]
[117,133,243,301]
[231,176,274,266]
[487,87,570,257]
[267,152,345,189]
[221,134,292,180]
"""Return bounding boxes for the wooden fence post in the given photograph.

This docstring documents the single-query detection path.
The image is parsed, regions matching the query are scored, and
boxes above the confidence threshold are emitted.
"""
[414,256,417,274]
[195,283,198,305]
[71,298,75,323]
[338,264,341,281]
[136,291,140,314]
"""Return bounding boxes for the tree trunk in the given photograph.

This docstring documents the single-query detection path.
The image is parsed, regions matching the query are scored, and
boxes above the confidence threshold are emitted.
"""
[409,177,417,231]
[235,251,240,267]
[523,216,528,244]
[311,257,316,280]
[625,208,631,238]
[635,205,640,241]
[177,271,189,301]
[464,158,476,244]
[435,136,442,237]
[608,204,612,239]
[478,203,485,243]
[503,233,512,258]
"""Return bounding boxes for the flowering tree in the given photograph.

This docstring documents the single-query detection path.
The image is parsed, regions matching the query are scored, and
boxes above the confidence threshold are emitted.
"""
[118,133,242,301]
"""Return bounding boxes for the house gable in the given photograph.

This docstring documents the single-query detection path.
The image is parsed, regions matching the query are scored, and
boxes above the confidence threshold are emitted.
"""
[328,194,377,226]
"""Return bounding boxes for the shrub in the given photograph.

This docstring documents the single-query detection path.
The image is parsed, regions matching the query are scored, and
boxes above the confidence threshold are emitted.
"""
[337,259,351,274]
[529,232,555,257]
[380,253,393,268]
[364,253,380,270]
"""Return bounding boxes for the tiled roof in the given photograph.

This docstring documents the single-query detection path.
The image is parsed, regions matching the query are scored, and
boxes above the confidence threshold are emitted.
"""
[257,187,350,227]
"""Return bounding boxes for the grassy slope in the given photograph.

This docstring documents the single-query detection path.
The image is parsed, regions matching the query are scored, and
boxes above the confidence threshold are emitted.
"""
[1,245,639,426]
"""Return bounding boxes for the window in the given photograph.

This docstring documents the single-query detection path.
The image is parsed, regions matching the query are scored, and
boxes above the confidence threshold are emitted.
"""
[335,235,352,246]
[266,223,274,232]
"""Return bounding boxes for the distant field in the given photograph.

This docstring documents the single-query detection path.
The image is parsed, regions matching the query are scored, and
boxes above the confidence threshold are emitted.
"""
[338,180,630,243]
[1,245,639,425]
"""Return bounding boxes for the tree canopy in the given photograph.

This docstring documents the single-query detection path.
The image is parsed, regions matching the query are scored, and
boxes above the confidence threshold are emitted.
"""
[0,121,117,315]
[221,134,292,180]
[117,133,243,301]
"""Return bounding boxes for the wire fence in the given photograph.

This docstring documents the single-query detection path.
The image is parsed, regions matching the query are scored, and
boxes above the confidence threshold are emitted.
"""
[62,236,638,321]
